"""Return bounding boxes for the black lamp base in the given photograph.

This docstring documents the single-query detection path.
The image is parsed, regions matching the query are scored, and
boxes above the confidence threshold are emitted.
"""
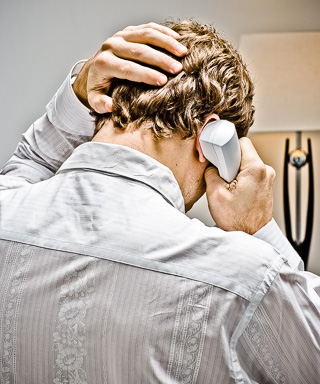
[283,136,314,268]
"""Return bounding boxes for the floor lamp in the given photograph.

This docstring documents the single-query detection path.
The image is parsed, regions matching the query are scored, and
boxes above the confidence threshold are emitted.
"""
[239,32,320,268]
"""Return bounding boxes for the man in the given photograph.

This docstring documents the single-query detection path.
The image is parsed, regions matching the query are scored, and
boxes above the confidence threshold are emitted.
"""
[0,20,319,383]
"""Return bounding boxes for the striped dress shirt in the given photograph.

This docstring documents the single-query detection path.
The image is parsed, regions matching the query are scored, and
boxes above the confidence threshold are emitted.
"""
[0,63,319,383]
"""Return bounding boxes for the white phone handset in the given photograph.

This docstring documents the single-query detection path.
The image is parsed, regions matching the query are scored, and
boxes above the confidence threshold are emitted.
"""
[199,120,241,183]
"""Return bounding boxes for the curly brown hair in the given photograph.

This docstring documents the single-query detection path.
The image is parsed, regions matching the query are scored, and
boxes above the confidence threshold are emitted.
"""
[94,20,254,139]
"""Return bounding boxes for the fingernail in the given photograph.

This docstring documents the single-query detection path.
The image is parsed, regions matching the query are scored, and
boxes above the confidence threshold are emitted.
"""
[157,75,167,85]
[170,31,180,38]
[171,62,183,73]
[175,44,187,55]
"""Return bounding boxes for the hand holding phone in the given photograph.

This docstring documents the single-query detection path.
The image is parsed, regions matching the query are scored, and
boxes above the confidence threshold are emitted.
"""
[199,120,241,183]
[204,137,276,234]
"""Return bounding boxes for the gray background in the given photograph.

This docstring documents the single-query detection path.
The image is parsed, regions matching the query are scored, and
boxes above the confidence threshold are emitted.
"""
[1,0,320,273]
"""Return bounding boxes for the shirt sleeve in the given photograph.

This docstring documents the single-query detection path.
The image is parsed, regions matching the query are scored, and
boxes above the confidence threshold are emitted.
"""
[253,218,303,271]
[0,61,94,191]
[237,263,320,384]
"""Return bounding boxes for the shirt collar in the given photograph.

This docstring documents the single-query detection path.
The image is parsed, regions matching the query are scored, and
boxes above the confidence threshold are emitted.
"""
[57,142,185,213]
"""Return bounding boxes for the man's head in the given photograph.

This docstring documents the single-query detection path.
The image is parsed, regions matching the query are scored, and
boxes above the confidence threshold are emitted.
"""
[92,20,254,210]
[94,19,254,139]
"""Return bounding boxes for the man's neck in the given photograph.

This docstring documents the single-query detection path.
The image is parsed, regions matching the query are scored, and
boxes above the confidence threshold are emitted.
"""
[92,121,165,162]
[91,121,202,211]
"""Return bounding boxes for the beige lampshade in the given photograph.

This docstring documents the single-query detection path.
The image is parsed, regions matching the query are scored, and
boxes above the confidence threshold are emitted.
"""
[239,32,320,133]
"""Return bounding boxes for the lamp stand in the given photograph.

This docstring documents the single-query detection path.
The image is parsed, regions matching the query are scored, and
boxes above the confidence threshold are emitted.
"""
[283,132,314,268]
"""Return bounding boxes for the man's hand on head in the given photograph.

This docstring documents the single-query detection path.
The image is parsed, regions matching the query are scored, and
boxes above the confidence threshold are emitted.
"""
[205,138,276,235]
[73,22,187,113]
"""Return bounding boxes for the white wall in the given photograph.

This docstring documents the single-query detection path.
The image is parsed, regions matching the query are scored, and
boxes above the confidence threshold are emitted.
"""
[1,0,319,272]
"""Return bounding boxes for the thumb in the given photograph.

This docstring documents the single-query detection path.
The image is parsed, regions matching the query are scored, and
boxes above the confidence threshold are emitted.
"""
[204,166,226,192]
[88,91,113,113]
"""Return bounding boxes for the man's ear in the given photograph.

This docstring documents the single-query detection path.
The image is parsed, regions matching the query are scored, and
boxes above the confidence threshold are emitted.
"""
[196,113,220,163]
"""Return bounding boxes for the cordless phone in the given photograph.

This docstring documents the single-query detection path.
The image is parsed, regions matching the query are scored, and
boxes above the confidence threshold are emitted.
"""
[199,120,241,183]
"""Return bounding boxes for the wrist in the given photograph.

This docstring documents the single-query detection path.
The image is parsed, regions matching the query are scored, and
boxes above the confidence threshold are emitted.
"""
[46,61,95,136]
[72,60,91,109]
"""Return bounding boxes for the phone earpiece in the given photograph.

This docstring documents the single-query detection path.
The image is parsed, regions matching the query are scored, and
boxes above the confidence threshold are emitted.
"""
[199,120,241,183]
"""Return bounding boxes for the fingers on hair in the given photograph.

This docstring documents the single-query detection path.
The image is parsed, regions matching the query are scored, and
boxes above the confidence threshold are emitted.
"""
[94,19,254,139]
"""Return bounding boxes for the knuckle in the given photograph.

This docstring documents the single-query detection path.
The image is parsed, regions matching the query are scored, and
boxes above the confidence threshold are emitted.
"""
[165,35,174,46]
[140,27,153,39]
[119,61,132,77]
[94,54,107,68]
[101,37,114,51]
[156,54,169,68]
[267,165,276,182]
[253,163,267,179]
[269,166,276,179]
[146,22,157,29]
[123,25,135,31]
[113,31,123,38]
[129,44,144,58]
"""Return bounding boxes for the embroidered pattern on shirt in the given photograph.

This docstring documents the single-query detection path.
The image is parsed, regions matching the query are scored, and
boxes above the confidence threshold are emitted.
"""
[53,259,96,384]
[243,306,289,383]
[0,243,33,384]
[167,283,213,383]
